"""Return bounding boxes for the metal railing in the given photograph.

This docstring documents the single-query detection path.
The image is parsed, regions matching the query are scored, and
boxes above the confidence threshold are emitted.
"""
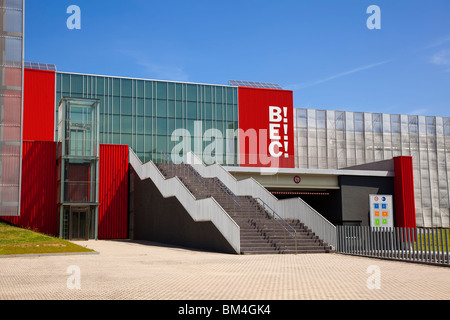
[214,177,241,208]
[255,198,297,254]
[159,151,241,209]
[337,226,450,266]
[184,163,207,187]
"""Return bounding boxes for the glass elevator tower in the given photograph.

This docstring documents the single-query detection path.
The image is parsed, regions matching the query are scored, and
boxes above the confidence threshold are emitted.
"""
[58,97,100,239]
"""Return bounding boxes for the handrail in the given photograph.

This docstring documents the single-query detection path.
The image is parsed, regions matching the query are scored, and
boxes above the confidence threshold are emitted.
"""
[255,197,297,254]
[214,177,241,207]
[255,197,297,237]
[160,151,206,188]
[184,163,206,187]
[184,163,241,208]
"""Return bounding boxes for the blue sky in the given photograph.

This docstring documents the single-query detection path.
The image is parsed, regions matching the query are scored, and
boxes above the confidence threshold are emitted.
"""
[25,0,450,117]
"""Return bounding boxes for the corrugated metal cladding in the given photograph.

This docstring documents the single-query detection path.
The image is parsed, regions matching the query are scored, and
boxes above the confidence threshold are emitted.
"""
[98,144,129,239]
[394,156,417,228]
[23,69,56,142]
[2,141,59,236]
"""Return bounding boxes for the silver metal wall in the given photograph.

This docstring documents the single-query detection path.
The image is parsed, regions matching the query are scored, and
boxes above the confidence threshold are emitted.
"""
[294,108,450,228]
[0,0,24,216]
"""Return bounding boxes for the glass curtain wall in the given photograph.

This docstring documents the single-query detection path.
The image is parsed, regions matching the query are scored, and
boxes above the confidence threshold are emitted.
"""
[0,0,23,216]
[55,73,239,165]
[295,108,450,228]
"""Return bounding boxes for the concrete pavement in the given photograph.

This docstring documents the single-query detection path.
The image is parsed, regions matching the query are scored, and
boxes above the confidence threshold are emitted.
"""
[0,239,449,300]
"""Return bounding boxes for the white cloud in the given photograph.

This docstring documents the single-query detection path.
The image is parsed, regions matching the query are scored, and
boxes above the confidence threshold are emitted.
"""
[285,60,390,90]
[430,49,450,72]
[408,108,428,116]
[120,49,189,82]
[423,34,450,50]
[430,50,450,65]
[138,60,189,82]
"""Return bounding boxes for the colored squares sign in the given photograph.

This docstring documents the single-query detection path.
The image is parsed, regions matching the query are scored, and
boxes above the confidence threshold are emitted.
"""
[369,194,393,228]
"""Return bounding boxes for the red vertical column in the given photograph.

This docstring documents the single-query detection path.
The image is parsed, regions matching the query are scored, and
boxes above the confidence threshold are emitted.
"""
[1,141,59,235]
[98,144,129,239]
[393,156,416,228]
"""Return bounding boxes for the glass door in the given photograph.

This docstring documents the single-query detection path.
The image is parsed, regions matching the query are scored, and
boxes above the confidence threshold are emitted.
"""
[69,206,90,240]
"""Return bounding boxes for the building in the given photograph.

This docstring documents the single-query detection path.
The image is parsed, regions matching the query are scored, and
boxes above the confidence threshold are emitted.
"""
[0,1,447,254]
[294,109,450,228]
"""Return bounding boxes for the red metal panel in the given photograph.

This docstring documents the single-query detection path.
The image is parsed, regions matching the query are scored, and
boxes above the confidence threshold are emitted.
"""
[1,141,59,236]
[23,69,55,142]
[393,156,417,228]
[98,144,129,239]
[238,87,295,168]
[66,163,91,202]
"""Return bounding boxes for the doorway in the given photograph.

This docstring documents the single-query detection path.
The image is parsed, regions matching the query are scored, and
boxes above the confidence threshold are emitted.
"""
[69,206,90,240]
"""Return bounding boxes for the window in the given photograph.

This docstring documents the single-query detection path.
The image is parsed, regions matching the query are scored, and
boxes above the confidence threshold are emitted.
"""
[409,116,418,134]
[354,113,364,132]
[296,109,307,128]
[317,111,326,129]
[156,100,167,117]
[426,117,436,135]
[121,97,132,115]
[336,112,345,131]
[187,102,197,119]
[373,114,382,133]
[168,83,175,100]
[187,84,197,101]
[444,119,450,136]
[391,115,400,134]
[121,79,132,97]
[157,118,167,135]
[156,82,167,100]
[121,116,132,134]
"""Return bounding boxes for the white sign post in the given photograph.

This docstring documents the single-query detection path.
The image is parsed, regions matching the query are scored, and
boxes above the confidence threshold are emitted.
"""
[369,194,393,229]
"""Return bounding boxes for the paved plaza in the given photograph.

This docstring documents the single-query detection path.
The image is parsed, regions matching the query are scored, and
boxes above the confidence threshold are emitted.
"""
[0,239,449,300]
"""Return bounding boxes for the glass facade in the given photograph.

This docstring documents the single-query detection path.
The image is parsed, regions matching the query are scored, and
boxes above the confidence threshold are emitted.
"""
[0,0,24,216]
[55,73,239,165]
[295,108,450,228]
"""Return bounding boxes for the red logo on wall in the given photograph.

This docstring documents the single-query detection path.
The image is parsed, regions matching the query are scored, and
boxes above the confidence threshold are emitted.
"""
[293,176,301,184]
[238,87,295,168]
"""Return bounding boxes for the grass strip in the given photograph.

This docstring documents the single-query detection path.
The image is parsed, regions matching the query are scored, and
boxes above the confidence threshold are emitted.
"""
[0,221,95,255]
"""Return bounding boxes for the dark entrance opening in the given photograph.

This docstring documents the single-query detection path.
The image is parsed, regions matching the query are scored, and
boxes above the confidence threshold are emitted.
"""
[69,206,90,240]
[271,189,342,225]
